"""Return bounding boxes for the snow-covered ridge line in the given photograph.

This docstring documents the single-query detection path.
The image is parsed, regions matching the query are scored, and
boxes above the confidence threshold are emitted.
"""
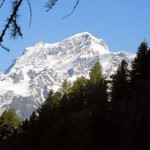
[0,32,135,119]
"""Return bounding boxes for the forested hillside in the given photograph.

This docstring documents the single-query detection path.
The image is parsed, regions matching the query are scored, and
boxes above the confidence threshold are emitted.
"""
[0,41,150,150]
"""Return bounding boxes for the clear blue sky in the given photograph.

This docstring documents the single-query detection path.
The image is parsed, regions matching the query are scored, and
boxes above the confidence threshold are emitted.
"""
[0,0,150,72]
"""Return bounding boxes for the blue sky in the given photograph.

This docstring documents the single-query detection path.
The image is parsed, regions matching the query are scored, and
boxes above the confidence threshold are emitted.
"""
[0,0,150,72]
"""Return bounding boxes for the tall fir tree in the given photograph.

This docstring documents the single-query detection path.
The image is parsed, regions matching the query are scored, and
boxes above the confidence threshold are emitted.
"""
[110,60,129,102]
[131,41,150,83]
[129,41,150,150]
[87,60,107,108]
[89,61,103,86]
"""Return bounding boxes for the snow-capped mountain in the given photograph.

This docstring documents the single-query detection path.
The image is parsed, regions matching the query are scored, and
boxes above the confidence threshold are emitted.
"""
[0,32,135,119]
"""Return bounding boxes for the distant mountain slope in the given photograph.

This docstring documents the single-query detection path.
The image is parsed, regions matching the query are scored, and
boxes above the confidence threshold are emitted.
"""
[0,32,135,119]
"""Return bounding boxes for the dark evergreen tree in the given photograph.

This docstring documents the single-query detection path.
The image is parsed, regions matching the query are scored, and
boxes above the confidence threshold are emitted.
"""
[110,60,129,102]
[131,41,150,84]
[36,90,55,127]
[87,61,119,150]
[127,41,150,150]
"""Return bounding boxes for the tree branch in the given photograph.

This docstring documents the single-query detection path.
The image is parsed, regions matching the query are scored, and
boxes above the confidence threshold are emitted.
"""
[0,0,23,43]
[0,0,6,8]
[26,0,32,28]
[63,0,80,19]
[45,0,58,12]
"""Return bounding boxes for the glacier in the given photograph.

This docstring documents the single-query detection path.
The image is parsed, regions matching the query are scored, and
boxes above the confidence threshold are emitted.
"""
[0,32,135,119]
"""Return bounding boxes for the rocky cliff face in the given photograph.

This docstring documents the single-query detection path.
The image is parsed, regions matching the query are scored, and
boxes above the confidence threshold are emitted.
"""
[0,32,135,119]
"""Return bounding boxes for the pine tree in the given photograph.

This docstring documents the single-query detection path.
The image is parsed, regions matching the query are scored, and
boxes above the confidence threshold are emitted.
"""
[131,41,150,83]
[88,61,107,106]
[37,90,55,125]
[89,61,103,86]
[128,41,150,150]
[68,76,88,112]
[59,79,71,95]
[71,76,87,94]
[111,60,129,102]
[0,109,21,140]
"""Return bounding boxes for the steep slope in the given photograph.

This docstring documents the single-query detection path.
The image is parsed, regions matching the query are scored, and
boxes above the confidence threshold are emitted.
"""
[0,32,135,119]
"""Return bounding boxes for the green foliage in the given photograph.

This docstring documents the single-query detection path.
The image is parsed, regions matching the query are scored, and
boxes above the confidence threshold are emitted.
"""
[60,76,88,113]
[53,91,62,105]
[71,76,88,94]
[87,61,107,108]
[60,79,71,95]
[89,61,103,85]
[0,109,21,140]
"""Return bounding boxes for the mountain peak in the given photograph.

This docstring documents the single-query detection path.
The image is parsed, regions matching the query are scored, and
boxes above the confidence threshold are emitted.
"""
[12,32,110,68]
[60,32,110,54]
[64,32,101,43]
[0,32,135,119]
[71,32,93,38]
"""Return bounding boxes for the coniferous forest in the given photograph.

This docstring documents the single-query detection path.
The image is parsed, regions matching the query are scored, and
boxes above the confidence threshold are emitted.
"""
[0,41,150,150]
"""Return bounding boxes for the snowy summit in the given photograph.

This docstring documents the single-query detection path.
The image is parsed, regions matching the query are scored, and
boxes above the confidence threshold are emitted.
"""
[0,32,135,119]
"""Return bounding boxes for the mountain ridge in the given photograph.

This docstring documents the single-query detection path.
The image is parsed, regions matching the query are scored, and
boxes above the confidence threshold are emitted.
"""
[0,32,135,119]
